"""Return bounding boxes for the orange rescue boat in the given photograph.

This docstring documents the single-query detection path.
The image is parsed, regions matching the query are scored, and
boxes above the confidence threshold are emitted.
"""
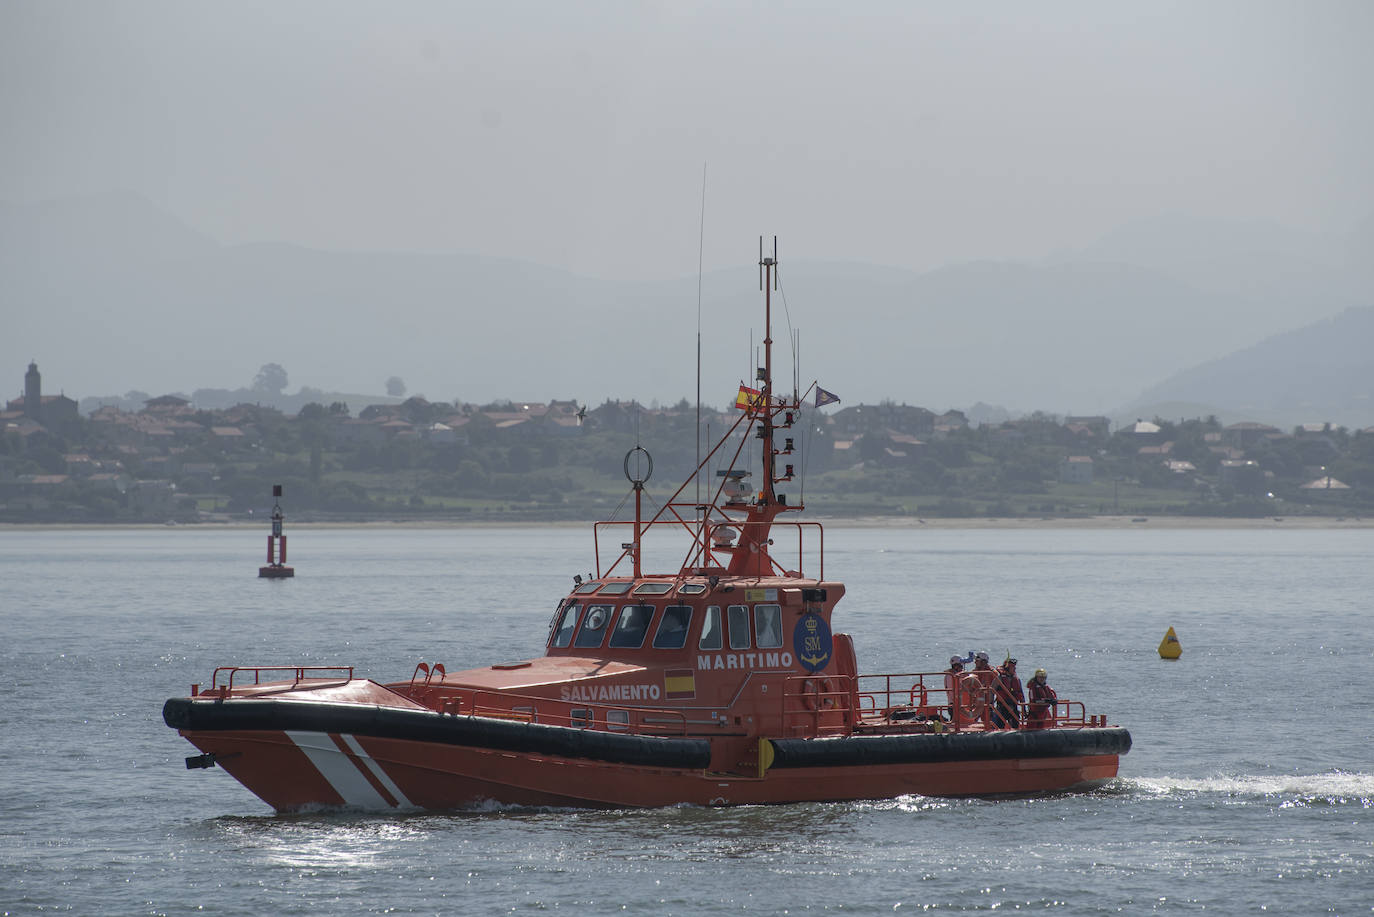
[164,241,1130,810]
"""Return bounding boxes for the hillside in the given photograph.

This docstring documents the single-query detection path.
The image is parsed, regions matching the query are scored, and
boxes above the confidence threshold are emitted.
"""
[1125,306,1374,429]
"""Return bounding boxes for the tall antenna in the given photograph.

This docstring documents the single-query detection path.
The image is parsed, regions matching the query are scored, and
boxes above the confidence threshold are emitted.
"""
[794,329,801,400]
[695,162,706,505]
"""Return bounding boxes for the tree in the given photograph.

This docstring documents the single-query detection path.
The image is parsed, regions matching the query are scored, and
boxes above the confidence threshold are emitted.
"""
[253,363,289,394]
[399,396,438,424]
[387,376,407,397]
[508,444,534,474]
[857,432,891,462]
[298,402,327,422]
[28,443,66,474]
[455,459,489,492]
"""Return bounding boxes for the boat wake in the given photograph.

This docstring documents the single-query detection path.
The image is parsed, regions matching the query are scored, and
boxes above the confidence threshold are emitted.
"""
[858,773,1374,811]
[1122,771,1374,807]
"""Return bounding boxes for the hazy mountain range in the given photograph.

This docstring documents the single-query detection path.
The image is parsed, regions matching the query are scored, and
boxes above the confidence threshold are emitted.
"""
[3,193,1371,428]
[1123,305,1374,429]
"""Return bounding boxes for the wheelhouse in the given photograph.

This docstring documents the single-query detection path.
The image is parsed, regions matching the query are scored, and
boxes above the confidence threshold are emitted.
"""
[545,577,843,673]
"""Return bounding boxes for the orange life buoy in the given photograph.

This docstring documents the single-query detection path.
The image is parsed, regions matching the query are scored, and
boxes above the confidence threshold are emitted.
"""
[958,673,986,722]
[820,677,837,709]
[800,678,818,711]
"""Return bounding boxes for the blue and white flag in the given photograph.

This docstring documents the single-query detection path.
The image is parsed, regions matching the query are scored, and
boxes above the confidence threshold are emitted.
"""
[815,387,840,408]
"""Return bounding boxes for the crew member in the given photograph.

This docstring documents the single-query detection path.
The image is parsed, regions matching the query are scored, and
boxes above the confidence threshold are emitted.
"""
[943,655,965,721]
[991,656,1024,729]
[1026,667,1058,730]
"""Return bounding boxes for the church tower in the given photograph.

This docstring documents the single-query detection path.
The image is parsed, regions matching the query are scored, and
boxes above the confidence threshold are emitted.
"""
[24,361,41,421]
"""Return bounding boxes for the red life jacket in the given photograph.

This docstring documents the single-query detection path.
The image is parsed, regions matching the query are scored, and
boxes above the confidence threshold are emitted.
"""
[1027,680,1057,722]
[995,668,1024,705]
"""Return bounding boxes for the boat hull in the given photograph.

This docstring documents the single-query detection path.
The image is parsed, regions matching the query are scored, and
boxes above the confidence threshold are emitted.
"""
[165,696,1129,810]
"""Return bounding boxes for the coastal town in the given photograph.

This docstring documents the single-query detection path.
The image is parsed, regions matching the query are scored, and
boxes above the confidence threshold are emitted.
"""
[3,360,1370,523]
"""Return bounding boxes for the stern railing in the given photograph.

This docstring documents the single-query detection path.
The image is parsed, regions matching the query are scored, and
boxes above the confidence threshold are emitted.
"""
[854,672,1102,732]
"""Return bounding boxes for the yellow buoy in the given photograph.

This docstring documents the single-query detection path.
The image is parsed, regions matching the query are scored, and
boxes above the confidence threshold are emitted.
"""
[1158,626,1182,660]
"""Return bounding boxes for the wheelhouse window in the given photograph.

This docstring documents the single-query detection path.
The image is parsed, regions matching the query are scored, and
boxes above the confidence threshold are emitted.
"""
[598,582,632,596]
[574,582,602,595]
[633,582,672,595]
[755,604,783,648]
[574,604,613,648]
[678,583,707,595]
[609,604,653,648]
[698,606,723,650]
[551,603,580,648]
[652,605,693,649]
[728,604,751,650]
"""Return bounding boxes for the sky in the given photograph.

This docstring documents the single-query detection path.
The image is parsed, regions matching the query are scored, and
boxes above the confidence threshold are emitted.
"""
[2,2,1373,417]
[4,1,1372,281]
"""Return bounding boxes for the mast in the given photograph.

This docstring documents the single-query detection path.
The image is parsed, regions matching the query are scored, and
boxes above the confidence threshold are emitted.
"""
[761,236,777,506]
[600,238,803,581]
[724,237,796,577]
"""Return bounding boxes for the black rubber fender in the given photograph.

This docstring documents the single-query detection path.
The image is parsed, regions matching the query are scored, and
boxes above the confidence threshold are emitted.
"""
[768,727,1132,768]
[163,697,712,769]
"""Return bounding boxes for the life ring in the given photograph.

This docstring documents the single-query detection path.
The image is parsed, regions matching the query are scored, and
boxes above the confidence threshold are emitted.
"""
[820,678,837,709]
[957,673,986,722]
[800,678,818,711]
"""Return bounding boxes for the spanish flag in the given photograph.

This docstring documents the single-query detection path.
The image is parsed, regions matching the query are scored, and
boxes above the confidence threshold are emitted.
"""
[664,669,696,699]
[735,385,762,410]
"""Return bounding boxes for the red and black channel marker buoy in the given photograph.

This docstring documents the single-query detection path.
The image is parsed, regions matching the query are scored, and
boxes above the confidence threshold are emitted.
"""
[258,484,295,578]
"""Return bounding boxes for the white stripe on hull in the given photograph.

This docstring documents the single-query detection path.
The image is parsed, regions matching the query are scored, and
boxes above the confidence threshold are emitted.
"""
[285,731,413,809]
[340,733,414,808]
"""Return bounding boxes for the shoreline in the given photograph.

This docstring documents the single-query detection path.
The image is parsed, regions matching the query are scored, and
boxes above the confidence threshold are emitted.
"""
[1,515,1369,531]
[820,513,1371,528]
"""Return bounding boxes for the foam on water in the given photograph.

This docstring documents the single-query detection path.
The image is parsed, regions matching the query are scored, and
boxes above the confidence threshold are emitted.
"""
[1127,771,1374,806]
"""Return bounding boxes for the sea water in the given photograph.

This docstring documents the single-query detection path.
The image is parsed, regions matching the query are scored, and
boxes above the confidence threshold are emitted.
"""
[1,524,1371,914]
